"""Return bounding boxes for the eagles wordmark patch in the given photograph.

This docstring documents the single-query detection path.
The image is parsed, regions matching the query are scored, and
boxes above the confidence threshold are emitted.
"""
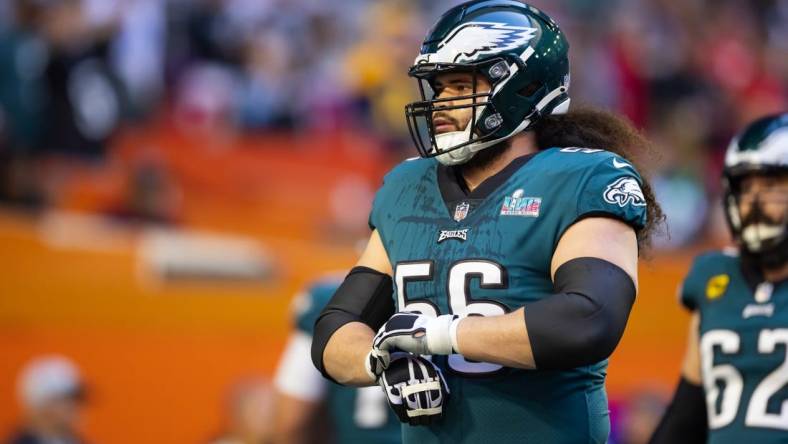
[438,229,469,243]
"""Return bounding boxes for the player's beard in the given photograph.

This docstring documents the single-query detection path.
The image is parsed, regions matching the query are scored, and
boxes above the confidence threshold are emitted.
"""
[738,198,788,270]
[458,138,513,174]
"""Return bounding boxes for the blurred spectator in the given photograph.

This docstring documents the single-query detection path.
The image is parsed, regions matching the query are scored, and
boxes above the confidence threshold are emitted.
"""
[104,147,181,225]
[35,0,123,157]
[342,1,425,149]
[210,378,273,444]
[6,355,88,444]
[0,0,48,153]
[108,0,166,119]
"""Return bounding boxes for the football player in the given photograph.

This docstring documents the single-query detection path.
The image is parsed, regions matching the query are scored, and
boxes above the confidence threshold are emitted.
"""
[272,276,401,444]
[650,113,788,444]
[311,1,664,442]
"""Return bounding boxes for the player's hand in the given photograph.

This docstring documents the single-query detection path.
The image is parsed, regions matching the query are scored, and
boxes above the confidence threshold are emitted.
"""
[372,312,461,357]
[379,353,450,426]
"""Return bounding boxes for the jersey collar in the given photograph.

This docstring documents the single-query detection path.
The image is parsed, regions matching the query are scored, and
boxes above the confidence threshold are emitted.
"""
[436,152,538,216]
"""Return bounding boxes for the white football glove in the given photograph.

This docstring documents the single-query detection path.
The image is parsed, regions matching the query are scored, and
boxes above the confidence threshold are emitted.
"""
[372,312,462,359]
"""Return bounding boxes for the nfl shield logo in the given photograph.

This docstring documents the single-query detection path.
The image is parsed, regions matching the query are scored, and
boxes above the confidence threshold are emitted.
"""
[454,202,470,222]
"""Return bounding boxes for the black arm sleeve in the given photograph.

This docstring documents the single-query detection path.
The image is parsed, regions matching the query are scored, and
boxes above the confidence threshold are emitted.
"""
[524,257,636,370]
[649,377,708,444]
[310,266,395,382]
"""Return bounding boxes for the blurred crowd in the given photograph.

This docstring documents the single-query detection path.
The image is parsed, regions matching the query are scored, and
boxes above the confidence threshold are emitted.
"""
[2,3,785,443]
[0,0,786,244]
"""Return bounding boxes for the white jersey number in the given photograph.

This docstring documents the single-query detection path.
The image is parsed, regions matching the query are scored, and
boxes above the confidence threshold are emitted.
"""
[701,328,788,431]
[395,260,508,375]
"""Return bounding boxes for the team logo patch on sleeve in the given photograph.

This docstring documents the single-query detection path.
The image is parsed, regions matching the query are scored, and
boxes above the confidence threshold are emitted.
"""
[603,177,646,207]
[500,189,541,217]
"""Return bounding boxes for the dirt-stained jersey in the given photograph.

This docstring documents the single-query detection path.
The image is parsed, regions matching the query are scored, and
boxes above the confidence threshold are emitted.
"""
[680,251,788,444]
[369,147,648,443]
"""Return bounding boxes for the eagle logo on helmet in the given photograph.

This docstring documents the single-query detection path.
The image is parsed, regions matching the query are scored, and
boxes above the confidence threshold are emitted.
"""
[725,126,788,168]
[418,22,538,64]
[603,177,646,207]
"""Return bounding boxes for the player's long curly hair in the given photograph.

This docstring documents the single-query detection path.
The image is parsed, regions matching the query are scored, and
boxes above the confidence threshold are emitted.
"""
[531,106,665,253]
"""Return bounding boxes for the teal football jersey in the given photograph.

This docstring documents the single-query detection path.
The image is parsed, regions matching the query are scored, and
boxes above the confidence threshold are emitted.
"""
[680,251,788,444]
[295,279,402,444]
[369,147,648,443]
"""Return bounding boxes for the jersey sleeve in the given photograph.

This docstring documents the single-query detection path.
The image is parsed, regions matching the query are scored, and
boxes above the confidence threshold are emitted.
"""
[677,253,718,312]
[291,290,319,336]
[368,157,432,232]
[292,282,340,336]
[678,276,698,312]
[368,165,399,232]
[575,156,648,230]
[368,184,384,231]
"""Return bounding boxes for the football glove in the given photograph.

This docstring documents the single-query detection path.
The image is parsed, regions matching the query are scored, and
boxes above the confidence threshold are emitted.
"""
[372,312,461,358]
[365,347,389,381]
[379,353,450,426]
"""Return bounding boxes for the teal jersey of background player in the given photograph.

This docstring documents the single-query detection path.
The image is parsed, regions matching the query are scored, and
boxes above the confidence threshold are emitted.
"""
[680,251,788,444]
[369,147,648,443]
[295,279,402,444]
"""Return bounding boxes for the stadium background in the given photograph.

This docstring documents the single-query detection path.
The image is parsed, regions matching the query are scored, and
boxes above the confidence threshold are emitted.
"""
[0,0,785,442]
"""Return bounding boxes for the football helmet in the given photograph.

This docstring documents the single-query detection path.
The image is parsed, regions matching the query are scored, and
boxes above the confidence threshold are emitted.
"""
[722,113,788,268]
[405,0,570,165]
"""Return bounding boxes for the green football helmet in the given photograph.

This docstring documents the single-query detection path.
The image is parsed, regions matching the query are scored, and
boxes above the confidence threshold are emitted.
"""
[722,113,788,268]
[405,0,570,165]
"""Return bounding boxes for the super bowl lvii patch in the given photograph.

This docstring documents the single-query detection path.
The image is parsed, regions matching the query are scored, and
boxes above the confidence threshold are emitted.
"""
[500,189,541,217]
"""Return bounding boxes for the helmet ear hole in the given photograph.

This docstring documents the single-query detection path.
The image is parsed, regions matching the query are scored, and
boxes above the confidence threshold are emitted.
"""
[518,81,543,97]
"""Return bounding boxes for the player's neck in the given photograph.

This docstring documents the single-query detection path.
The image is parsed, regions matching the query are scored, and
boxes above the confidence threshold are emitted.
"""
[762,262,788,283]
[461,132,537,192]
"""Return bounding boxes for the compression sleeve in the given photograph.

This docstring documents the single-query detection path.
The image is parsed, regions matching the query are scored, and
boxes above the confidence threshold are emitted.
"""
[649,377,708,444]
[524,257,636,370]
